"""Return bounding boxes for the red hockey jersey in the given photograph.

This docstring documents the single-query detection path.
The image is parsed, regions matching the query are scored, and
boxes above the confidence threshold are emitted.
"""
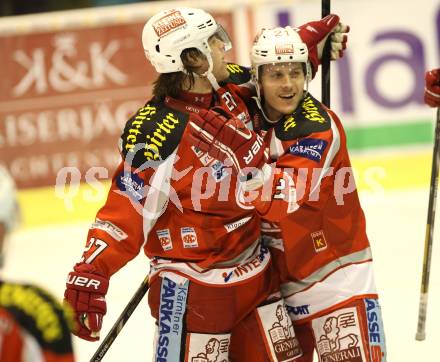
[80,67,272,286]
[249,94,377,320]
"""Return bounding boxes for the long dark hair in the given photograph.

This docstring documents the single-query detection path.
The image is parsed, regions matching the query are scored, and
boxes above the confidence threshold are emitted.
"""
[152,48,204,102]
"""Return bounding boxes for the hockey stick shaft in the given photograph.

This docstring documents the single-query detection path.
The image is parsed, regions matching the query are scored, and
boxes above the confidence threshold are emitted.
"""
[90,275,150,361]
[416,107,440,341]
[321,0,331,107]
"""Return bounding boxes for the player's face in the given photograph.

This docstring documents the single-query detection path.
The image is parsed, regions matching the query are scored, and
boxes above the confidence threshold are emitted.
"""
[207,35,230,82]
[260,62,305,121]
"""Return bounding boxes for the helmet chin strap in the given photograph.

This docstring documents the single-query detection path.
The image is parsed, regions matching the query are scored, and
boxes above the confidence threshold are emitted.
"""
[303,61,312,98]
[252,71,274,123]
[252,94,277,124]
[253,80,277,123]
[200,53,220,91]
[206,71,220,91]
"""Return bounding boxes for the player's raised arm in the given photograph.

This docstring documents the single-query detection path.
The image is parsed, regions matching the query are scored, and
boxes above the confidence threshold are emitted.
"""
[296,14,349,78]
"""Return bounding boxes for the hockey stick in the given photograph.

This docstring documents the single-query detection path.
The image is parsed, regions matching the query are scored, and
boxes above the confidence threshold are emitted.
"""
[90,275,150,361]
[321,0,331,107]
[416,107,440,341]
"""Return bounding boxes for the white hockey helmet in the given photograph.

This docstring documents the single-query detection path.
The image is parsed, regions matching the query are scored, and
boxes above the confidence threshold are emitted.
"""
[142,8,231,76]
[251,26,311,83]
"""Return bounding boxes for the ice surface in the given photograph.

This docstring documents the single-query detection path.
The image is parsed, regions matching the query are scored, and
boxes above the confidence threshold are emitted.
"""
[1,188,439,361]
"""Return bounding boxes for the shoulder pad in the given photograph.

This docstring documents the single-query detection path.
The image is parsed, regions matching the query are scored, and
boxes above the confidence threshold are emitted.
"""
[274,94,331,141]
[121,102,189,168]
[0,282,74,354]
[223,63,252,85]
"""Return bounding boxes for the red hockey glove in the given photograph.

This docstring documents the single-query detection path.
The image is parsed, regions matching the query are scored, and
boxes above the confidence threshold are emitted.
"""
[64,263,109,341]
[424,68,440,107]
[297,14,349,77]
[330,22,349,60]
[216,84,253,120]
[188,108,268,179]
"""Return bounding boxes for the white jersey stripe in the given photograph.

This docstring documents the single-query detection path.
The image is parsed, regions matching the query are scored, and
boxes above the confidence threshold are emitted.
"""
[150,240,270,286]
[142,151,177,246]
[280,247,373,296]
[283,261,377,321]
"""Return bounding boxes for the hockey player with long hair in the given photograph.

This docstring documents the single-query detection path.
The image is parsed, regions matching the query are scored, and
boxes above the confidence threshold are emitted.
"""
[63,7,347,361]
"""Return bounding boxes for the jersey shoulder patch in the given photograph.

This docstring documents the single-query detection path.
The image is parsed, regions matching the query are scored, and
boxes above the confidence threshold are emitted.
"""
[121,101,189,168]
[274,94,331,141]
[223,63,252,85]
[0,281,74,355]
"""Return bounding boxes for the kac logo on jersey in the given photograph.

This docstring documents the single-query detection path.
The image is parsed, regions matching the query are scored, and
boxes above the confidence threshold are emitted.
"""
[288,138,328,163]
[157,229,173,251]
[116,171,145,201]
[181,227,198,248]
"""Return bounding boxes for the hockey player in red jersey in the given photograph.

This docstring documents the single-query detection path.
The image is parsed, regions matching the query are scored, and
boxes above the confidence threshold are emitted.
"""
[425,68,440,107]
[63,7,352,361]
[188,27,386,361]
[0,167,74,362]
[62,8,348,362]
[0,282,75,362]
[248,28,387,361]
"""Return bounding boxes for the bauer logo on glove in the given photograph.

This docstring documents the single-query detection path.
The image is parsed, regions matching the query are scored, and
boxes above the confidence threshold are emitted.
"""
[187,108,268,177]
[67,275,103,290]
